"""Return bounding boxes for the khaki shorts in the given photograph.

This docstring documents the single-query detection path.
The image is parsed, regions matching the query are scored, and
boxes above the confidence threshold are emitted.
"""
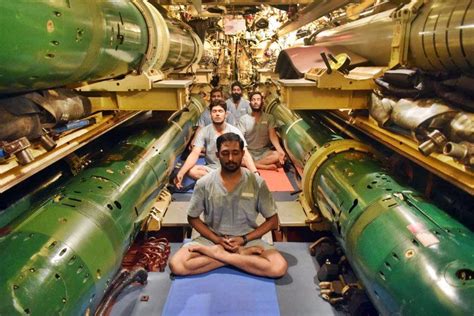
[183,235,275,251]
[249,148,273,161]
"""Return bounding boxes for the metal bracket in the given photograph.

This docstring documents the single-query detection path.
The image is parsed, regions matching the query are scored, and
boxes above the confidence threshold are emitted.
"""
[305,66,383,90]
[142,189,172,232]
[299,193,331,232]
[389,0,425,68]
[76,71,165,92]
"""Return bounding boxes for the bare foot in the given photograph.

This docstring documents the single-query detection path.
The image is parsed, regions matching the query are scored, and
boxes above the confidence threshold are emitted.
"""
[188,244,205,253]
[189,244,226,259]
[238,246,264,256]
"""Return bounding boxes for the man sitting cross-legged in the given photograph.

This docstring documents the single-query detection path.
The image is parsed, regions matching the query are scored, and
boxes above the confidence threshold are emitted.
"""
[238,91,286,170]
[169,132,288,278]
[174,100,257,189]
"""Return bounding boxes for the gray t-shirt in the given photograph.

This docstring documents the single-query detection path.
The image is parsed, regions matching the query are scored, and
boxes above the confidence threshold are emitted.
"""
[238,113,275,151]
[226,98,251,121]
[187,168,277,236]
[198,108,236,127]
[194,123,247,167]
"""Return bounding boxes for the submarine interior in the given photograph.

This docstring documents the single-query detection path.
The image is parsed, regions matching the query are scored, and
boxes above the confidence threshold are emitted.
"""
[0,0,473,315]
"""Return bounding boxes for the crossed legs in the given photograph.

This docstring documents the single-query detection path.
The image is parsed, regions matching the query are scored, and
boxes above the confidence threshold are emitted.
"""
[169,244,287,278]
[254,151,281,170]
[188,165,211,180]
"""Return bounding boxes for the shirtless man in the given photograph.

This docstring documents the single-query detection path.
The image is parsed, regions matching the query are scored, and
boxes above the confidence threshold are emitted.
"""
[169,132,288,278]
[175,101,257,188]
[238,91,286,170]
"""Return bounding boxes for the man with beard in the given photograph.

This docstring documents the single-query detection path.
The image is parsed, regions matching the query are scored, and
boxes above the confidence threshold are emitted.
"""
[191,88,236,148]
[169,132,288,278]
[238,91,286,170]
[226,81,251,121]
[175,101,257,188]
[198,88,236,127]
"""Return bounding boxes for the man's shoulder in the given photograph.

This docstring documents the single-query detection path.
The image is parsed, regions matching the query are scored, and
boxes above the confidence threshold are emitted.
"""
[239,114,252,123]
[200,124,214,134]
[195,169,218,186]
[195,124,211,140]
[262,112,274,119]
[226,123,243,133]
[242,168,266,187]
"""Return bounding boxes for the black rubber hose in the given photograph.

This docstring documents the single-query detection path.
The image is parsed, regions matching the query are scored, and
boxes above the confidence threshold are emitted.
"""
[95,267,148,316]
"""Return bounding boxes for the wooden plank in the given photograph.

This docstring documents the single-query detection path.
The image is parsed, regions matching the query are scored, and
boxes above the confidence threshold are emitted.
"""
[162,202,190,226]
[276,201,307,227]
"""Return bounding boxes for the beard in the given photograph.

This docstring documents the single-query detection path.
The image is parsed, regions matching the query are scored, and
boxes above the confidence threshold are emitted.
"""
[231,93,242,102]
[212,118,225,126]
[221,162,240,172]
[251,105,261,112]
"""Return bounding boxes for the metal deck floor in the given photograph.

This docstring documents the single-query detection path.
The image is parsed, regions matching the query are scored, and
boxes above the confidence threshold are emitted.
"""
[110,242,341,316]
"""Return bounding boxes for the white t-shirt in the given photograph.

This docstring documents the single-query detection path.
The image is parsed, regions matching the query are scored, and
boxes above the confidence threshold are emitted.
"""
[226,98,251,121]
[194,123,247,167]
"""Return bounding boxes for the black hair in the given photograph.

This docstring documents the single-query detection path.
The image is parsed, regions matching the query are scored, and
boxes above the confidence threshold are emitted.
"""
[249,91,263,101]
[210,99,227,112]
[210,87,223,96]
[216,132,244,151]
[231,81,243,91]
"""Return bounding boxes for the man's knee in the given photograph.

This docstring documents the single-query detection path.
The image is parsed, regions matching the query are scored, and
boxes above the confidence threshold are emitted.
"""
[268,151,280,162]
[269,260,288,278]
[189,166,208,180]
[169,252,189,275]
[265,251,288,278]
[169,256,181,274]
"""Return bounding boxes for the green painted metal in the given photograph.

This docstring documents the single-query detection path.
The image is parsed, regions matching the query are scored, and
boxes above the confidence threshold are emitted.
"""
[0,0,149,93]
[266,100,341,173]
[267,97,474,315]
[0,96,205,315]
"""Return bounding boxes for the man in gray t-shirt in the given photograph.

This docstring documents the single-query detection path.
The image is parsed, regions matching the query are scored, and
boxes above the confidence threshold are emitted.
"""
[226,81,251,121]
[174,101,257,189]
[197,88,236,127]
[190,88,236,149]
[238,91,286,170]
[169,132,288,278]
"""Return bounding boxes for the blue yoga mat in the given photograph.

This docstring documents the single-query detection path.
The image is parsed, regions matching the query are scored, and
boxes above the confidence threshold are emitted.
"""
[162,267,280,316]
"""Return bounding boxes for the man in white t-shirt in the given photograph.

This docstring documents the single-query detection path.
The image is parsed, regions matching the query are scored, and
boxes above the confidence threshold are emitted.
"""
[174,100,257,189]
[225,81,250,121]
[190,88,235,149]
[198,88,236,127]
